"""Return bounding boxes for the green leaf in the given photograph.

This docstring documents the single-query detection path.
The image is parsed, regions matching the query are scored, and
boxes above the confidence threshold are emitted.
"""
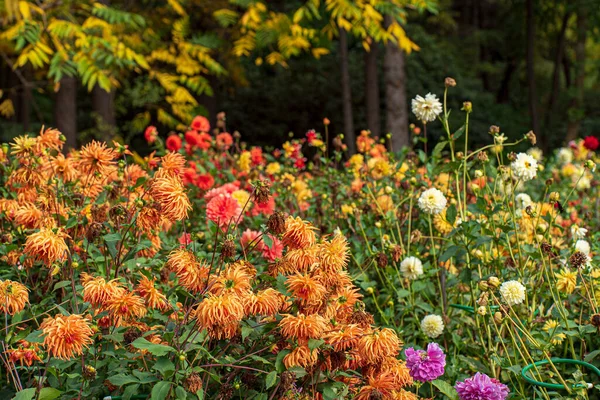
[151,381,172,400]
[175,386,187,400]
[585,350,600,362]
[123,384,140,400]
[275,349,291,373]
[308,338,324,351]
[12,389,36,400]
[265,371,277,389]
[432,140,448,158]
[132,337,176,356]
[39,388,62,400]
[262,234,273,249]
[24,330,44,343]
[453,125,466,140]
[446,205,457,225]
[432,379,459,400]
[53,280,72,291]
[153,356,175,378]
[109,374,140,386]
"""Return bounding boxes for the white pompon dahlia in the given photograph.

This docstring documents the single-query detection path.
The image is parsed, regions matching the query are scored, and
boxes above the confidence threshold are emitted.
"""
[412,93,443,123]
[571,225,587,240]
[418,188,447,215]
[500,280,526,306]
[511,153,538,181]
[421,314,444,338]
[400,256,423,280]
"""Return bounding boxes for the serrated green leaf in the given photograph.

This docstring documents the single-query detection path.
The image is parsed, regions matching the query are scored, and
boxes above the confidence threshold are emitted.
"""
[265,371,277,389]
[132,337,176,356]
[151,381,172,399]
[432,379,459,400]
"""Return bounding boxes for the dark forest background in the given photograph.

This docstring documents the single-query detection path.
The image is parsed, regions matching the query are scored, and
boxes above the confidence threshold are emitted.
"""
[1,0,599,154]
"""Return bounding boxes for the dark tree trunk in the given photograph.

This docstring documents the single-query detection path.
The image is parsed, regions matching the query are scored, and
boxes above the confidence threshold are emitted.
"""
[525,0,540,137]
[19,65,32,132]
[566,2,586,141]
[55,77,77,150]
[496,60,516,104]
[339,28,356,154]
[364,42,380,139]
[543,10,570,149]
[92,86,116,141]
[384,16,409,152]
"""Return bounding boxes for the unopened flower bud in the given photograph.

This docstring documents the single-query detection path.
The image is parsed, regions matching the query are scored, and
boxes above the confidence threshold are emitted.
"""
[445,77,457,87]
[462,101,472,113]
[494,312,504,324]
[489,125,500,135]
[477,306,487,316]
[323,118,330,126]
[549,192,560,202]
[585,160,596,172]
[488,276,500,288]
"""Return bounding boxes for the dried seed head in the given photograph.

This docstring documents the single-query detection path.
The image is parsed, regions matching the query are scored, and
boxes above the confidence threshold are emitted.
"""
[477,151,489,162]
[184,373,203,393]
[220,236,236,259]
[569,251,588,269]
[591,314,600,329]
[390,244,403,263]
[376,252,388,268]
[489,125,500,135]
[525,130,537,145]
[253,180,271,204]
[267,211,286,235]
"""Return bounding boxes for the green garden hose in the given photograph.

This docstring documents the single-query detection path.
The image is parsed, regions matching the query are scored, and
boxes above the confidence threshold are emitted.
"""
[521,358,600,390]
[103,395,149,400]
[449,304,500,313]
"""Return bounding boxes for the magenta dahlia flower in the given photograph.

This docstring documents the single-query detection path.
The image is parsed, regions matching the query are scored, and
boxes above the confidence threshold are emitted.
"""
[404,342,446,382]
[455,372,509,400]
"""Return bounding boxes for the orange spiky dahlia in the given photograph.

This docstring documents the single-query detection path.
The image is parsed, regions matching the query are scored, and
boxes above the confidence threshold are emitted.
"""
[319,234,349,273]
[195,294,244,330]
[150,175,191,221]
[355,371,397,400]
[208,266,253,296]
[282,217,317,250]
[245,288,284,316]
[324,324,363,351]
[357,328,401,365]
[157,152,187,178]
[283,247,319,274]
[136,276,168,310]
[77,140,116,175]
[105,291,147,325]
[81,273,125,308]
[391,390,419,400]
[286,273,326,304]
[40,314,94,360]
[13,203,43,229]
[24,228,69,266]
[283,345,319,368]
[0,280,29,315]
[166,249,210,293]
[279,313,328,340]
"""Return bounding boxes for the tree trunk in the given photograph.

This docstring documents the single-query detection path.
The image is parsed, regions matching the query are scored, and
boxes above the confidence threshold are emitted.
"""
[19,65,32,132]
[55,77,78,150]
[92,86,116,141]
[339,28,356,154]
[364,42,380,139]
[496,60,516,104]
[384,16,409,152]
[543,10,570,149]
[525,0,540,138]
[566,2,587,141]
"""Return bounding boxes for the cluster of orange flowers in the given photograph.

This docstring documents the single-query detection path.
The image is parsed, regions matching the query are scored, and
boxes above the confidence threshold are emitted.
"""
[0,127,419,399]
